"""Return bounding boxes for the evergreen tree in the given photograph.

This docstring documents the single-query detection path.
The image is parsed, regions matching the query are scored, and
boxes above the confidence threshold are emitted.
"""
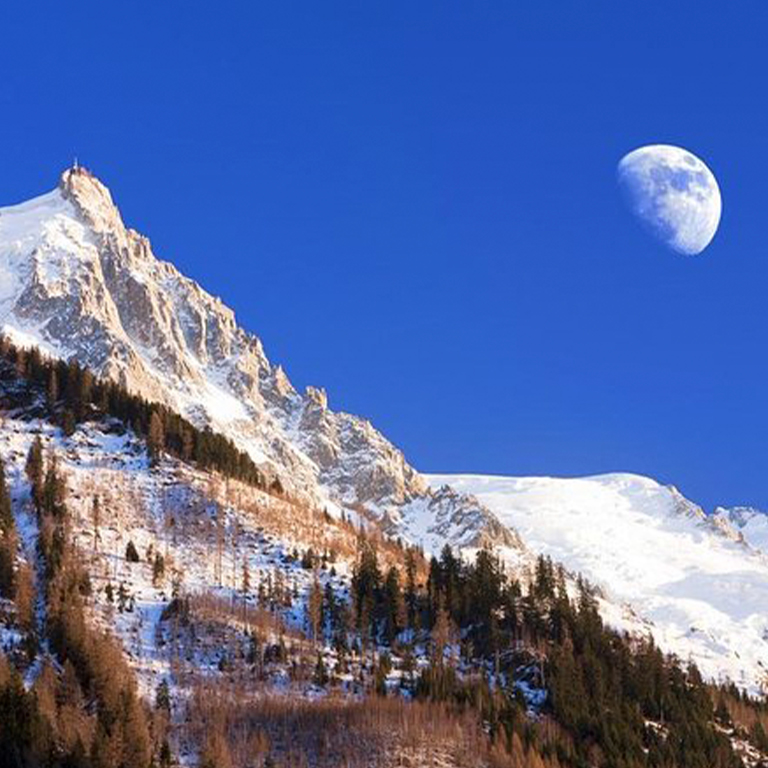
[42,453,66,519]
[125,540,140,563]
[351,539,381,641]
[25,435,44,509]
[148,411,165,464]
[382,566,405,644]
[0,529,16,599]
[152,553,166,587]
[46,367,59,408]
[308,576,324,645]
[0,458,13,535]
[404,548,419,631]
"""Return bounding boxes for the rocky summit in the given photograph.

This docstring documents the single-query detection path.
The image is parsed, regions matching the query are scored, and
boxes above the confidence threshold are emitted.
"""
[0,166,509,548]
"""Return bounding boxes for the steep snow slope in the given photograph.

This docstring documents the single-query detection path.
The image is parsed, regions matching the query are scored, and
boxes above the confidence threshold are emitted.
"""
[0,167,513,553]
[715,507,768,555]
[427,473,768,692]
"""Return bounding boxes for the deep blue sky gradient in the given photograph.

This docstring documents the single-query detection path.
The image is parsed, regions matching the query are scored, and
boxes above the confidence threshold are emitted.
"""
[0,2,766,509]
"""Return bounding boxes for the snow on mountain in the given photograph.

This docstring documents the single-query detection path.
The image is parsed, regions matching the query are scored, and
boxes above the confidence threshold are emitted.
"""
[427,472,768,693]
[0,167,512,553]
[714,506,768,555]
[2,168,766,693]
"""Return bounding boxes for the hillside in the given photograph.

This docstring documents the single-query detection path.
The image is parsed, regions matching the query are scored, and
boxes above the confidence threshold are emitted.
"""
[0,359,764,766]
[2,168,765,697]
[428,472,768,694]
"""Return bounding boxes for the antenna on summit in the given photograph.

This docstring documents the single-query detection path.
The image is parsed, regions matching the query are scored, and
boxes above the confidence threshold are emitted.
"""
[73,156,79,171]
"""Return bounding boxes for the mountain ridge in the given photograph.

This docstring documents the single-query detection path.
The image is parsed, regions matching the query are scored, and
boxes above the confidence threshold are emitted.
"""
[0,166,517,553]
[428,471,768,692]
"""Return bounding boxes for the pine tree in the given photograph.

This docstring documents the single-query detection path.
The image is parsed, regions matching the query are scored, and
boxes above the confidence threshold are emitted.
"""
[382,566,405,644]
[159,740,173,768]
[25,435,44,509]
[46,367,59,409]
[152,553,165,587]
[125,540,140,563]
[0,529,16,599]
[148,411,165,464]
[405,548,419,631]
[0,458,13,536]
[352,539,381,639]
[73,367,93,420]
[308,576,324,645]
[439,544,461,619]
[42,453,66,519]
[323,581,338,635]
[0,665,34,760]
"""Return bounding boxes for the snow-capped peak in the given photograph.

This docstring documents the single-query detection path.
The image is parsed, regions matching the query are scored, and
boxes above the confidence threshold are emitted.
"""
[0,168,510,551]
[59,165,124,236]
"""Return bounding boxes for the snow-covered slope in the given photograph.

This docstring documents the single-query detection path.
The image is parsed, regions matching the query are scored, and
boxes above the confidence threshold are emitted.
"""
[714,506,768,555]
[0,167,514,553]
[427,472,768,692]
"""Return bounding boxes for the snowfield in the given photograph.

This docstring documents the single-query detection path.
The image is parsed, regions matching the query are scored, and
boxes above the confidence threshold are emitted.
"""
[715,506,768,555]
[427,473,768,694]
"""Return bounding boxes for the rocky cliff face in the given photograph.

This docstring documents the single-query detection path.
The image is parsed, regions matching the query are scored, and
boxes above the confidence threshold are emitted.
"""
[0,167,511,552]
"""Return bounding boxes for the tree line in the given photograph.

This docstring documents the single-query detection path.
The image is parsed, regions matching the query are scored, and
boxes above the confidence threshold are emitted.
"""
[0,442,169,767]
[0,336,280,493]
[338,540,764,768]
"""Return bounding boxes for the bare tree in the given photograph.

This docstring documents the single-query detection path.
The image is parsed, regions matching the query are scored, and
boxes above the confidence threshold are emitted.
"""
[91,495,101,555]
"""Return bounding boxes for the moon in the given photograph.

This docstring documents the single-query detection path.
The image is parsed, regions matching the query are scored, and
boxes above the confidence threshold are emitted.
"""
[617,144,722,255]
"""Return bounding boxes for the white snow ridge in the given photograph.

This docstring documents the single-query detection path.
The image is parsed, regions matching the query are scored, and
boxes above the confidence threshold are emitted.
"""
[0,166,766,693]
[427,473,768,694]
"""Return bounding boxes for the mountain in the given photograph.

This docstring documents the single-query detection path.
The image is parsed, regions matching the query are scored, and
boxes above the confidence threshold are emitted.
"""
[0,166,513,551]
[1,168,767,767]
[0,167,766,697]
[715,506,768,554]
[427,472,768,692]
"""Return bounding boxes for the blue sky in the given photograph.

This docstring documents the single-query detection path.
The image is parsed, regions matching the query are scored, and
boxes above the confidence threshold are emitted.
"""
[0,2,766,509]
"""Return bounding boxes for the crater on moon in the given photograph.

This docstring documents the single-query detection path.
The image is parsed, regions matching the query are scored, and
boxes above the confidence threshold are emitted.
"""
[617,145,721,255]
